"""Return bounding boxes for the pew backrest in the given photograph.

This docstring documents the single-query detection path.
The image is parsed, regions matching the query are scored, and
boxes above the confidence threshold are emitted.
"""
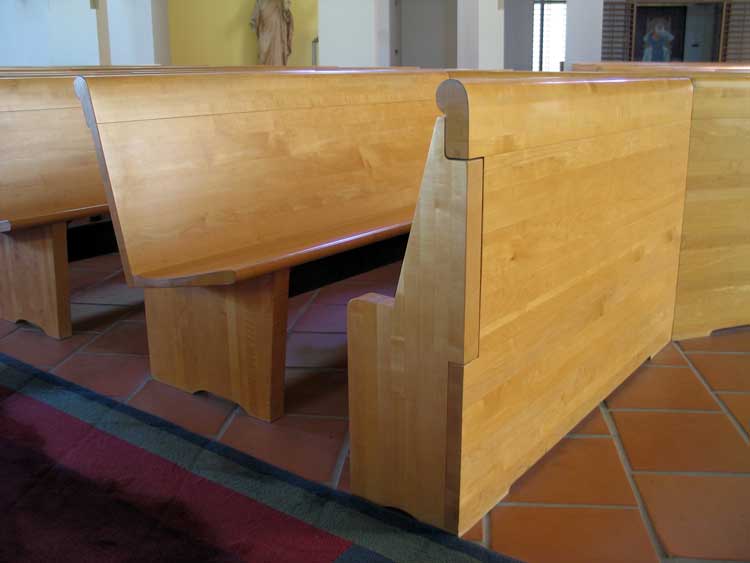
[348,75,694,534]
[570,63,750,339]
[76,70,448,287]
[0,66,425,233]
[0,77,105,232]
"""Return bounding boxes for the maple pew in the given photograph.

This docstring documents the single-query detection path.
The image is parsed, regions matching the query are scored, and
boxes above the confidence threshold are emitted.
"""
[75,70,448,422]
[572,63,750,339]
[0,66,408,339]
[0,75,107,338]
[347,75,693,535]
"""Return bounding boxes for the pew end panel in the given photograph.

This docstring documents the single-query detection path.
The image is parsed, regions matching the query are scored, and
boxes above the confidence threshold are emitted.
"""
[349,76,693,535]
[76,71,447,421]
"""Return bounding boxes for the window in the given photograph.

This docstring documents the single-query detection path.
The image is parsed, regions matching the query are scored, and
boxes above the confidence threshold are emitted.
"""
[533,0,567,71]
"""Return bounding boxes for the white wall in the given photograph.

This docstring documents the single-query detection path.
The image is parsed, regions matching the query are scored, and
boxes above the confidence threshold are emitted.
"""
[0,0,100,66]
[401,0,457,68]
[565,0,603,69]
[107,0,170,65]
[319,0,379,66]
[458,0,504,69]
[504,0,533,70]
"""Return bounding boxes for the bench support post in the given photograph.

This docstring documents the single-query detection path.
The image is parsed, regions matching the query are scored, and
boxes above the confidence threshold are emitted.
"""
[0,223,71,339]
[144,269,289,422]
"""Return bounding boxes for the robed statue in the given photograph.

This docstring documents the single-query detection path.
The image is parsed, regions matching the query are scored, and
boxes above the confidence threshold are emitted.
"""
[250,0,294,66]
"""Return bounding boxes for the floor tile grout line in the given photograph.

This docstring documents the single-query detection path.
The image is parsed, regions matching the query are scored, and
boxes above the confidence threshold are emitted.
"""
[673,342,750,445]
[632,470,750,478]
[329,432,350,489]
[599,403,668,560]
[608,408,720,414]
[286,289,321,334]
[0,325,22,343]
[67,350,150,359]
[286,413,349,421]
[286,367,348,374]
[70,267,126,296]
[46,334,101,374]
[480,512,491,549]
[664,558,750,563]
[123,375,153,404]
[679,350,750,356]
[497,501,639,510]
[77,316,129,354]
[214,406,240,442]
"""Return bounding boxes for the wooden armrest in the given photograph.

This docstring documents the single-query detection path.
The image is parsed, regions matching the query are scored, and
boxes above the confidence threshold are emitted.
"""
[0,205,110,233]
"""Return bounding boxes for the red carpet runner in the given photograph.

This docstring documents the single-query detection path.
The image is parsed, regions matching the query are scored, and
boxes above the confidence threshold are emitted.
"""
[0,353,519,563]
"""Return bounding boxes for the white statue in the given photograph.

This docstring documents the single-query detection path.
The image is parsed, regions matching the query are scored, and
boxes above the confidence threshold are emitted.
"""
[250,0,294,66]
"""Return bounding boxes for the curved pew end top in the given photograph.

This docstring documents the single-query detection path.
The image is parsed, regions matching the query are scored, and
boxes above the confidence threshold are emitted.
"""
[436,74,694,159]
[347,75,694,535]
[74,70,447,288]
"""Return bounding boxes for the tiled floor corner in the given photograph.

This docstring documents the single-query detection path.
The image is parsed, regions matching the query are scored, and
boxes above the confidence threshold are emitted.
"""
[1,252,748,562]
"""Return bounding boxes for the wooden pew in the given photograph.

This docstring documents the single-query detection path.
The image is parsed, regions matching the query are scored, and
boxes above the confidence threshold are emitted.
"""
[572,63,750,339]
[75,70,448,421]
[0,75,106,338]
[0,66,408,339]
[347,75,693,535]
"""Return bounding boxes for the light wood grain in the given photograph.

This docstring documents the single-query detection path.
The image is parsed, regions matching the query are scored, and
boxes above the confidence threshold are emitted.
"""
[571,63,750,338]
[349,76,693,534]
[0,223,71,338]
[0,77,107,228]
[78,70,447,420]
[77,71,446,285]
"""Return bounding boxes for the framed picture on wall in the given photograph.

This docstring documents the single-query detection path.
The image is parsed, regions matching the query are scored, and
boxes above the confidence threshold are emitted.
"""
[633,6,687,62]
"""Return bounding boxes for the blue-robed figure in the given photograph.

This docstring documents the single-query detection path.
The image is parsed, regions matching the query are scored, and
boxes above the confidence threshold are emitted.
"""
[643,19,674,62]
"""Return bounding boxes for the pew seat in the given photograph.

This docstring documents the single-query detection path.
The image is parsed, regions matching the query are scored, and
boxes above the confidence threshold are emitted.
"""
[76,70,448,421]
[348,75,694,535]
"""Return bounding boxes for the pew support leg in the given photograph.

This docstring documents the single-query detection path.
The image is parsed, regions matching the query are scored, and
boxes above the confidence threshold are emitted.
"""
[0,223,71,339]
[144,269,289,422]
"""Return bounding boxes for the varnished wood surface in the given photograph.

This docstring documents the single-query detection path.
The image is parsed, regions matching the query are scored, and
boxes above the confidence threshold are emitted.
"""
[0,77,106,228]
[76,69,449,420]
[349,76,693,534]
[0,223,71,338]
[145,270,289,422]
[571,63,750,339]
[78,71,447,287]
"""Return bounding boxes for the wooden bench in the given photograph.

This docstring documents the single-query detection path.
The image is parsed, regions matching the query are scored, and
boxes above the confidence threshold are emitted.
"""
[0,75,107,338]
[75,70,448,421]
[0,66,394,339]
[347,75,693,535]
[572,63,750,339]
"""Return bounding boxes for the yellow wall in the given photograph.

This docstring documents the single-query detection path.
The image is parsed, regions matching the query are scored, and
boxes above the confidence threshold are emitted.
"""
[168,0,318,66]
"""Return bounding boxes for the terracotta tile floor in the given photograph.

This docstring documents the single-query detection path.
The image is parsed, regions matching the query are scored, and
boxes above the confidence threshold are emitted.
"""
[2,253,749,563]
